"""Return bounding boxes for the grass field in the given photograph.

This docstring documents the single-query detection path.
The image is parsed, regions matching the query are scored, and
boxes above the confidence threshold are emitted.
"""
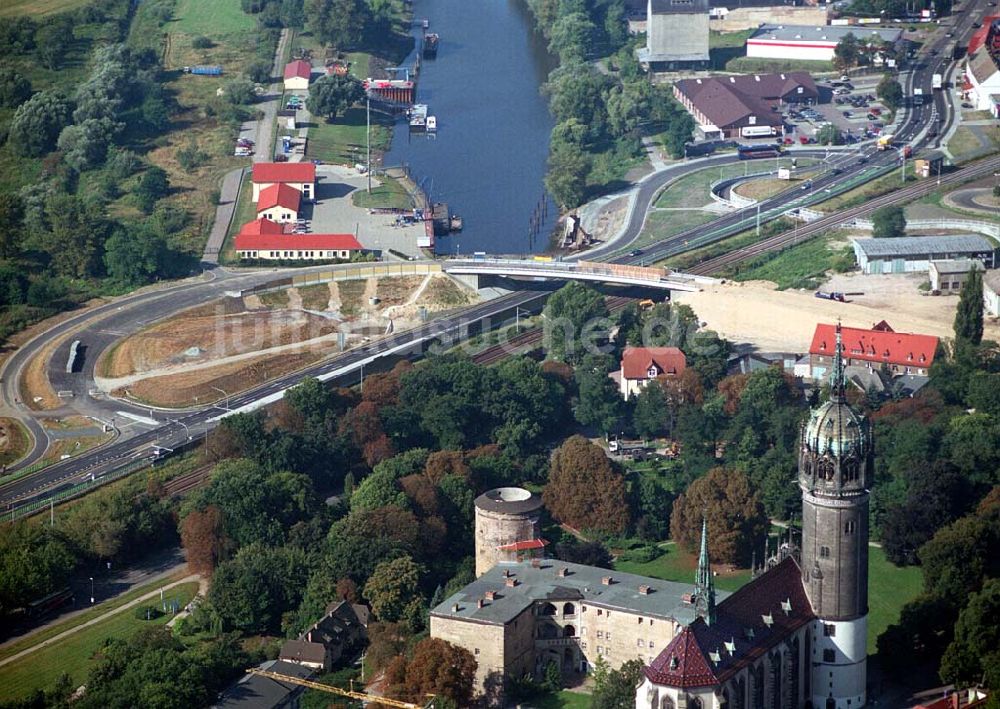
[637,210,718,249]
[352,175,413,210]
[170,0,256,36]
[868,545,922,655]
[614,542,753,593]
[814,167,917,211]
[728,231,856,289]
[306,108,394,165]
[0,0,88,17]
[727,56,835,73]
[0,582,198,701]
[527,690,593,708]
[0,418,31,467]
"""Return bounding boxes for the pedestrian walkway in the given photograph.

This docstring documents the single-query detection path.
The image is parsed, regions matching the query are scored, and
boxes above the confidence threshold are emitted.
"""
[0,573,199,669]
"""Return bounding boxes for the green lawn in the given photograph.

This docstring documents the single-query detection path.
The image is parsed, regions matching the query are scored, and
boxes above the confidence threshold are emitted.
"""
[526,690,593,708]
[0,0,89,17]
[0,582,199,701]
[636,210,717,250]
[614,542,753,593]
[868,545,922,655]
[306,108,394,165]
[727,57,835,73]
[728,231,856,289]
[170,0,256,36]
[352,175,414,210]
[814,167,916,211]
[654,159,808,210]
[222,174,255,263]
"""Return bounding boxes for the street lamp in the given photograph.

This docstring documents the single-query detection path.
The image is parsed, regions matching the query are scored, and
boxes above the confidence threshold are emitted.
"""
[170,419,191,441]
[515,307,530,331]
[90,577,94,604]
[211,386,229,410]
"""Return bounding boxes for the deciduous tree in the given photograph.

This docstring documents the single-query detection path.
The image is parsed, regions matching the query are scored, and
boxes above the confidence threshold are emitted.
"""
[8,91,71,157]
[384,638,477,707]
[0,68,31,108]
[363,555,425,626]
[179,505,231,576]
[306,73,364,121]
[543,435,629,534]
[953,267,984,349]
[871,204,906,239]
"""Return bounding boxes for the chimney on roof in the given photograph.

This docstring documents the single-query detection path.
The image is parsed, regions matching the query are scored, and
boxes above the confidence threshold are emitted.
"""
[477,598,485,609]
[601,576,614,586]
[505,577,518,588]
[557,567,569,577]
[638,584,652,595]
[485,590,497,601]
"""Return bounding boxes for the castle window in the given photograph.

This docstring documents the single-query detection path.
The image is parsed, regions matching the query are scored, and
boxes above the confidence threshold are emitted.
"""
[563,603,576,616]
[820,546,831,558]
[540,603,557,616]
[823,649,835,663]
[638,638,644,647]
[606,632,612,640]
[845,521,857,535]
[638,617,643,624]
[474,648,480,655]
[597,630,603,638]
[597,609,603,616]
[823,623,836,637]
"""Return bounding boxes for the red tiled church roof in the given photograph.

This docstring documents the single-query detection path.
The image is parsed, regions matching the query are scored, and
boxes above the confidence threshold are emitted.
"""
[621,346,687,380]
[258,183,301,212]
[810,322,938,368]
[645,558,815,688]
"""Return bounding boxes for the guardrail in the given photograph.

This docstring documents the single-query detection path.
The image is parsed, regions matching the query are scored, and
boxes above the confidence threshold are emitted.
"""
[242,262,443,297]
[837,218,1000,238]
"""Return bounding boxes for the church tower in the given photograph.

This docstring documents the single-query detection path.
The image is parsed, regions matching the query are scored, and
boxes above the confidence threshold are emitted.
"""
[692,517,716,625]
[799,323,872,709]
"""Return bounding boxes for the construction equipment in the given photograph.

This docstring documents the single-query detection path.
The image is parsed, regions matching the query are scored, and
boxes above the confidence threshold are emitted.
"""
[814,291,846,302]
[245,669,435,708]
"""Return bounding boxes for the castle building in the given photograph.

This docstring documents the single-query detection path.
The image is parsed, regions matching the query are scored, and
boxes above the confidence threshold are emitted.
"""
[474,487,546,577]
[636,322,873,709]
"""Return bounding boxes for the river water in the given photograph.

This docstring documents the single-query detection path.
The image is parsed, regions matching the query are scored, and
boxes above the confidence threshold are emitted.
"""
[382,0,558,255]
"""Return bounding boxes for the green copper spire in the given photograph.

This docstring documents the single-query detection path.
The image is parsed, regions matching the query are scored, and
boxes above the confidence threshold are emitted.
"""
[694,516,716,625]
[831,320,846,400]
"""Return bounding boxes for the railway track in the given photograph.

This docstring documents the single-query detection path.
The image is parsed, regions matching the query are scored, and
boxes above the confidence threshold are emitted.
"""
[689,154,1000,277]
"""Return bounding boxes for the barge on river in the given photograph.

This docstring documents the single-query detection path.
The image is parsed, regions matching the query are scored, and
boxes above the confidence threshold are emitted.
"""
[422,33,439,58]
[409,103,428,132]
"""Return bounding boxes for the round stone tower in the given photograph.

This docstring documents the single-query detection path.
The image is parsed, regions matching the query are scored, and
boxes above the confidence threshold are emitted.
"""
[799,323,873,709]
[474,487,544,577]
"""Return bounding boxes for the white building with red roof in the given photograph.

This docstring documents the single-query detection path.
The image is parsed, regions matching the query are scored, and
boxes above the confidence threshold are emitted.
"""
[283,59,313,91]
[617,346,687,399]
[256,183,301,223]
[807,321,938,380]
[251,162,316,202]
[234,232,364,261]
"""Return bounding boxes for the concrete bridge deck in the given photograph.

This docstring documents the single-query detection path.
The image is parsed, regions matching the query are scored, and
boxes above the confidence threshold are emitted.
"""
[441,258,714,291]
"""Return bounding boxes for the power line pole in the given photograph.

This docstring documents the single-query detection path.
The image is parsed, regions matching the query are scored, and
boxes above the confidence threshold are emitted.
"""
[366,97,372,194]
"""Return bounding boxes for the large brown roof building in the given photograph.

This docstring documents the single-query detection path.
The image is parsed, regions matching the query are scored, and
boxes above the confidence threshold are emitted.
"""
[674,72,818,139]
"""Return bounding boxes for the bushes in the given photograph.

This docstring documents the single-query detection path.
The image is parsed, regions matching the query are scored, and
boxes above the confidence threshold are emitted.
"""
[134,605,164,620]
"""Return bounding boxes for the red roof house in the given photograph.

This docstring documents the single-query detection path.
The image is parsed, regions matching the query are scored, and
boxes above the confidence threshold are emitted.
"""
[809,322,938,376]
[251,163,317,202]
[283,59,313,89]
[256,183,302,221]
[234,233,363,261]
[618,346,687,399]
[239,217,289,235]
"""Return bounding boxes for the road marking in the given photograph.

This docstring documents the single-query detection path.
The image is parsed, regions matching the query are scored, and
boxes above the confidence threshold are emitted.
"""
[115,411,159,426]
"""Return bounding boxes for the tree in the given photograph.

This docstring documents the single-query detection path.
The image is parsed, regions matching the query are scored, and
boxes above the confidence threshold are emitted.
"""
[833,33,860,70]
[135,166,169,213]
[38,194,110,279]
[306,0,369,48]
[939,578,1000,689]
[543,435,629,534]
[919,512,1000,604]
[8,90,71,157]
[816,123,844,146]
[953,267,984,349]
[363,555,425,627]
[209,543,310,633]
[58,117,121,171]
[306,73,364,121]
[191,35,213,49]
[545,143,590,209]
[554,538,613,568]
[633,381,671,439]
[543,281,610,362]
[573,354,625,433]
[247,59,272,84]
[0,68,31,108]
[871,204,906,239]
[591,658,645,709]
[179,505,230,576]
[548,12,593,64]
[0,522,76,614]
[670,467,768,567]
[877,73,904,113]
[384,638,477,707]
[0,193,24,258]
[34,20,72,70]
[224,78,256,105]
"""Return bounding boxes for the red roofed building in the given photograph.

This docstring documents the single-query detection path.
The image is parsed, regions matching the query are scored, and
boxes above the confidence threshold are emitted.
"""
[618,346,687,399]
[808,321,938,380]
[234,233,364,261]
[251,162,316,202]
[256,183,302,223]
[283,59,312,90]
[239,217,289,235]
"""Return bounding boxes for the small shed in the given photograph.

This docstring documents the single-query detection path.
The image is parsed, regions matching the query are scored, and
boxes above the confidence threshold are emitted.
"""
[928,258,984,292]
[283,59,312,91]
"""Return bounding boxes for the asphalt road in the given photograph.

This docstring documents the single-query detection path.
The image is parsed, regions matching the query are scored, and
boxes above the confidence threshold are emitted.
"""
[0,1,985,511]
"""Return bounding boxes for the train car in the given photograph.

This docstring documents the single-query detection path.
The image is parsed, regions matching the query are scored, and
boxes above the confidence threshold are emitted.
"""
[737,144,783,160]
[26,587,74,619]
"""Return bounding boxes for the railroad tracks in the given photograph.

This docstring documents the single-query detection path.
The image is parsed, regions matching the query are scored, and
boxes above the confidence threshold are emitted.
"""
[690,154,1000,277]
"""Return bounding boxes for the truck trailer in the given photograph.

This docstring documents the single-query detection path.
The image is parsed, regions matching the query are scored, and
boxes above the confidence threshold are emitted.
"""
[932,73,943,89]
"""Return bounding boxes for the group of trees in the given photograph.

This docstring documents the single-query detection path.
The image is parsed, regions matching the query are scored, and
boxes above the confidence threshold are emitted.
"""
[833,33,899,72]
[876,72,904,113]
[304,0,399,49]
[871,203,907,238]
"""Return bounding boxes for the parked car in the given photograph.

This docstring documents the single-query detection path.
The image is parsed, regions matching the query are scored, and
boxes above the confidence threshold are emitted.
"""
[870,108,881,116]
[799,135,810,144]
[961,102,973,108]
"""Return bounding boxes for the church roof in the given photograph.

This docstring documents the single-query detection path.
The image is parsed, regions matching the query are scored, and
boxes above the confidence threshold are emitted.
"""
[645,558,814,688]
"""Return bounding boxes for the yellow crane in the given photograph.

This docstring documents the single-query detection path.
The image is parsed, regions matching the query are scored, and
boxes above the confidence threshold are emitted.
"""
[245,669,437,709]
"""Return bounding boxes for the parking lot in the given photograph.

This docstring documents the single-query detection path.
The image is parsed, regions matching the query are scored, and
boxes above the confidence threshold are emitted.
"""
[782,74,892,144]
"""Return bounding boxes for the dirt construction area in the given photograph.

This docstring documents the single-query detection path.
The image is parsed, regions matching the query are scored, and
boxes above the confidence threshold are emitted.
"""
[95,273,476,408]
[673,272,1000,353]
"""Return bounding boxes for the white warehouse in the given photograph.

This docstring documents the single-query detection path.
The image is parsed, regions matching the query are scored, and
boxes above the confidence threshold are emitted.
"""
[853,235,997,274]
[747,24,904,62]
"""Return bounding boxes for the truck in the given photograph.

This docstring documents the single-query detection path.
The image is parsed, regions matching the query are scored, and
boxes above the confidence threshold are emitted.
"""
[182,65,223,76]
[913,87,924,105]
[877,134,895,150]
[815,291,846,302]
[932,73,943,89]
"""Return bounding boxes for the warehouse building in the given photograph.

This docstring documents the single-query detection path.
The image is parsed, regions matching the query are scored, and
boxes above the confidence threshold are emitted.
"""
[637,0,711,70]
[852,235,996,274]
[747,24,904,62]
[674,72,818,138]
[928,258,984,293]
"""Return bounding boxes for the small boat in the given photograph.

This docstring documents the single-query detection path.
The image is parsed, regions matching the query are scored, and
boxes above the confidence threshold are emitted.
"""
[409,103,428,132]
[421,18,429,29]
[426,116,437,132]
[449,214,463,232]
[422,32,439,58]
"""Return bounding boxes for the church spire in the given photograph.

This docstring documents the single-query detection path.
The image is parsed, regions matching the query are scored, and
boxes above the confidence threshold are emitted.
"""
[831,320,846,400]
[694,516,716,625]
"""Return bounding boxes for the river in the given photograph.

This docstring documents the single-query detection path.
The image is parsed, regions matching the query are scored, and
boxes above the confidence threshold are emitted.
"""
[382,0,558,255]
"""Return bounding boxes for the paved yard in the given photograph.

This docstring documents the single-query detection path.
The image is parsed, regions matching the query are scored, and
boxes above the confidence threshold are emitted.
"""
[305,165,425,258]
